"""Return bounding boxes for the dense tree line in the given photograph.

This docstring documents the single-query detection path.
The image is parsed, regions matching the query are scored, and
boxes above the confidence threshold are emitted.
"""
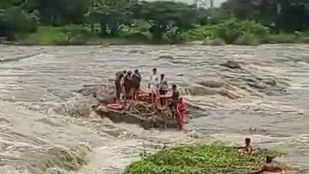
[0,0,308,41]
[221,0,309,32]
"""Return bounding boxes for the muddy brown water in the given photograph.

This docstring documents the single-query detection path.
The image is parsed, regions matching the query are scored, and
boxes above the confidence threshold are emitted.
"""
[0,44,308,174]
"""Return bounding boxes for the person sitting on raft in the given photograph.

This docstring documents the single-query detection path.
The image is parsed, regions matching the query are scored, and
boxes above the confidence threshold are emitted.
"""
[159,73,168,106]
[132,69,141,100]
[251,156,285,174]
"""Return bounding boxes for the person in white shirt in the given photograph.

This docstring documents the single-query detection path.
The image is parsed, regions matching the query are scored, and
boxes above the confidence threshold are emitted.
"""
[148,68,159,92]
[148,68,159,103]
[159,73,168,106]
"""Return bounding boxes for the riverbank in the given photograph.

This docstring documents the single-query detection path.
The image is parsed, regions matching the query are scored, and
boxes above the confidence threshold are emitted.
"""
[126,144,281,174]
[2,25,309,46]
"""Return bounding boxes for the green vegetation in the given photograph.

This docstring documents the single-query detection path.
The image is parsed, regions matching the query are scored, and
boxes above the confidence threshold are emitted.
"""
[126,144,280,174]
[16,26,96,45]
[0,0,308,45]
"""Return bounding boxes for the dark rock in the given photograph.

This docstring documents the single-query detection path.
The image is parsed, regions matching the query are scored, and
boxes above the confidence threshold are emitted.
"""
[220,60,242,69]
[158,55,174,60]
[263,78,277,86]
[248,82,267,89]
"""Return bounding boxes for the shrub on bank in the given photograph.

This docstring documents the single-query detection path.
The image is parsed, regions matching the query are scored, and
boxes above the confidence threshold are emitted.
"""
[260,33,298,44]
[234,33,260,45]
[126,144,280,174]
[203,38,225,46]
[184,20,269,44]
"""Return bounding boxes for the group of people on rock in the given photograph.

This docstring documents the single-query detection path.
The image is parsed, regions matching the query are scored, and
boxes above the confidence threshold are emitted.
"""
[114,67,185,130]
[114,68,180,107]
[115,69,141,100]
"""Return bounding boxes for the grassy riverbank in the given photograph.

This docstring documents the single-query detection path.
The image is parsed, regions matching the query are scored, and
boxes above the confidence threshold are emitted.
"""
[11,23,309,46]
[126,144,280,174]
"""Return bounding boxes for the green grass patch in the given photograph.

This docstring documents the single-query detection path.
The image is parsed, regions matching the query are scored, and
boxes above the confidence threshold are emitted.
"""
[17,26,96,45]
[126,144,280,174]
[17,26,69,45]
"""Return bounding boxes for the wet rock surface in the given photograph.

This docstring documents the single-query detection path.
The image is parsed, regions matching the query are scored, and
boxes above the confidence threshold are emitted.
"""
[220,60,242,69]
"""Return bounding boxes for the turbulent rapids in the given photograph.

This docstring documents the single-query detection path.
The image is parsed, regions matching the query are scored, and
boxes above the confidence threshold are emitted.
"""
[0,45,309,174]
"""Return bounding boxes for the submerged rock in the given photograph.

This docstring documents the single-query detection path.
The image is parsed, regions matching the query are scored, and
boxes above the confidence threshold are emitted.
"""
[187,84,241,99]
[221,60,242,69]
[157,55,174,60]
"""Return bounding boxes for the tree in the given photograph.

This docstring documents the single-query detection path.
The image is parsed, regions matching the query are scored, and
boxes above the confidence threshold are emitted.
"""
[133,1,197,40]
[220,0,309,32]
[25,0,91,25]
[87,0,136,36]
[0,6,38,39]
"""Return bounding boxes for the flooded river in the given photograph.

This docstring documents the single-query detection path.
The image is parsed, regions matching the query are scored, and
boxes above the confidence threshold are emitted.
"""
[0,44,308,174]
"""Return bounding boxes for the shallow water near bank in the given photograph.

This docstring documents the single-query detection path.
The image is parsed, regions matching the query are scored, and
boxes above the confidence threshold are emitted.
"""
[0,44,308,173]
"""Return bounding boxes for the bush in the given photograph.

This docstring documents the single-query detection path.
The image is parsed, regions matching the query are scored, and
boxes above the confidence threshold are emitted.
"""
[203,38,225,46]
[61,25,94,45]
[234,33,260,45]
[213,20,268,44]
[165,27,187,43]
[2,7,38,34]
[184,20,269,44]
[119,20,152,41]
[183,25,217,41]
[260,33,298,44]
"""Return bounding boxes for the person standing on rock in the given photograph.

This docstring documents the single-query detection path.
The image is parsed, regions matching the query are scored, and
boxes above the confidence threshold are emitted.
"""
[148,68,159,103]
[123,71,133,100]
[159,73,168,106]
[115,71,124,100]
[132,69,142,100]
[169,84,180,111]
[176,97,186,130]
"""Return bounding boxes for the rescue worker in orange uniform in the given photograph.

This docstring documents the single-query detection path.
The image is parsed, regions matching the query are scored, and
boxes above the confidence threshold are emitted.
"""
[176,97,186,130]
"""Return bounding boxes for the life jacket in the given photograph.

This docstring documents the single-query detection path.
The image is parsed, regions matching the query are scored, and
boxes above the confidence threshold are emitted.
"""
[106,103,124,110]
[175,98,186,130]
[177,100,186,113]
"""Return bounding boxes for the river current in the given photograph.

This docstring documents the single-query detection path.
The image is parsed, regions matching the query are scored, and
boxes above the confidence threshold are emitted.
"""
[0,44,308,174]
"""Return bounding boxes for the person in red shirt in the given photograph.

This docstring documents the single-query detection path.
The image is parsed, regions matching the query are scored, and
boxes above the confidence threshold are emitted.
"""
[176,97,186,130]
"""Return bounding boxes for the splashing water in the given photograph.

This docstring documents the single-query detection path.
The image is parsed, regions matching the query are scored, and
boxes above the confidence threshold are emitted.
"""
[0,44,308,173]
